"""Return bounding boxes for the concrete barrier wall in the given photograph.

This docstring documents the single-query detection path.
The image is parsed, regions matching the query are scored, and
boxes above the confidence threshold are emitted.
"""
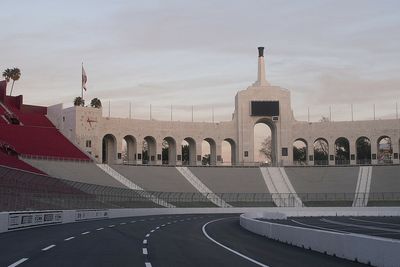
[240,210,400,267]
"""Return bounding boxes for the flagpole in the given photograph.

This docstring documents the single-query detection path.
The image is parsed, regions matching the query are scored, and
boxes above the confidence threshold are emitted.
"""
[81,62,84,101]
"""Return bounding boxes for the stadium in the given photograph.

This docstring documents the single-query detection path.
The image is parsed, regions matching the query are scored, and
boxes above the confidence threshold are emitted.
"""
[1,46,400,267]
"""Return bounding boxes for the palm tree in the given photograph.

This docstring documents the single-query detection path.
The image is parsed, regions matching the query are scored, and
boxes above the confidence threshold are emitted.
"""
[2,68,12,83]
[90,98,102,108]
[2,68,21,96]
[73,96,85,107]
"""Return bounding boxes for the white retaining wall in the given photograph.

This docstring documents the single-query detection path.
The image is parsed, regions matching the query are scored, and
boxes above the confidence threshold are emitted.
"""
[240,209,400,267]
[2,207,400,234]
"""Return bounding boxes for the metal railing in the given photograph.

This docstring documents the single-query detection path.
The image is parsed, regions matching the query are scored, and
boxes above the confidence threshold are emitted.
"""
[2,185,400,211]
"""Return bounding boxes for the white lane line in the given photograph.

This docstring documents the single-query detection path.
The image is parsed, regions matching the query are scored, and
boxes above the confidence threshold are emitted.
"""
[96,228,104,231]
[143,239,148,244]
[150,230,155,233]
[143,248,148,255]
[131,220,136,223]
[202,218,270,267]
[145,262,152,267]
[291,219,350,234]
[8,258,29,267]
[321,218,400,233]
[140,219,146,222]
[81,231,90,235]
[167,222,171,225]
[109,225,115,228]
[156,227,160,230]
[173,220,177,223]
[64,236,75,241]
[350,217,400,227]
[145,234,150,237]
[161,224,166,227]
[120,222,126,225]
[42,244,56,251]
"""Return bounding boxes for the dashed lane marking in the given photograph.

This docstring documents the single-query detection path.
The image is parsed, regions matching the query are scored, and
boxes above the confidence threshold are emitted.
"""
[81,231,90,235]
[42,244,56,251]
[145,262,152,267]
[150,230,155,233]
[145,234,150,237]
[109,225,115,228]
[96,228,104,231]
[8,258,29,267]
[131,220,136,223]
[142,248,148,255]
[120,222,126,225]
[64,236,75,241]
[143,239,148,244]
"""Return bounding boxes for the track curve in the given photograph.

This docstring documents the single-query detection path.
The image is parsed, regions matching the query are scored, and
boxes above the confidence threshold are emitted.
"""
[1,214,367,267]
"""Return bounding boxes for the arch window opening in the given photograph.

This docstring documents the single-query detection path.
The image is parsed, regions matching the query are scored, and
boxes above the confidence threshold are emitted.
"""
[122,135,137,164]
[162,137,176,165]
[335,137,350,165]
[356,137,371,164]
[293,139,307,165]
[313,138,329,165]
[222,139,236,166]
[182,138,196,165]
[102,134,117,164]
[378,136,393,164]
[254,121,276,165]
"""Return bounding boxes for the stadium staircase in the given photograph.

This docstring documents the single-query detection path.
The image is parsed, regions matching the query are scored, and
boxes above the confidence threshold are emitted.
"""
[176,167,232,208]
[353,166,372,207]
[260,167,303,207]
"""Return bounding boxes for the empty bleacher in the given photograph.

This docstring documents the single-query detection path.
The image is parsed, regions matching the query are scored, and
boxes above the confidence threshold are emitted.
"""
[1,125,89,159]
[369,166,400,206]
[189,167,274,207]
[285,166,359,206]
[25,159,126,189]
[113,165,216,207]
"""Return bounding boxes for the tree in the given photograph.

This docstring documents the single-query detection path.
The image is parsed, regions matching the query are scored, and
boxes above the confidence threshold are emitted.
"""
[142,141,149,163]
[202,154,210,165]
[181,145,189,165]
[90,98,102,108]
[73,96,85,107]
[162,140,169,164]
[293,146,307,163]
[2,68,21,96]
[259,136,272,163]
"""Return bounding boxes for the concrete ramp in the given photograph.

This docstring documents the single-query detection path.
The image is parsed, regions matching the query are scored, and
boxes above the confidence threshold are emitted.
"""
[97,164,175,208]
[260,167,303,207]
[353,166,372,207]
[176,167,232,208]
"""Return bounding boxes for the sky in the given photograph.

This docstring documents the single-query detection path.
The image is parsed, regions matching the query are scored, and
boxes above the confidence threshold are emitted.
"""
[1,0,400,124]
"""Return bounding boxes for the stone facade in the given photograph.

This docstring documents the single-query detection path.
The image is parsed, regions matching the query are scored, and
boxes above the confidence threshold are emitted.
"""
[48,48,400,166]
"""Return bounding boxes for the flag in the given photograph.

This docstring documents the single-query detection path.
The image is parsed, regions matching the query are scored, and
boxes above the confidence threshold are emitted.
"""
[82,64,88,91]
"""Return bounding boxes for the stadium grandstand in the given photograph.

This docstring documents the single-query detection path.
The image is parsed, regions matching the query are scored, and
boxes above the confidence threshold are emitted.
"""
[1,47,399,267]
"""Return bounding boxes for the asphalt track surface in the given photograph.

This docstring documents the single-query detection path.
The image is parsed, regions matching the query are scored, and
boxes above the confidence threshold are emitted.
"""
[0,214,367,267]
[261,216,400,240]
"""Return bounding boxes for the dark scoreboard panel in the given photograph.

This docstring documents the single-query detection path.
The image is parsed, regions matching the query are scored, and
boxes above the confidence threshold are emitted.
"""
[251,101,279,116]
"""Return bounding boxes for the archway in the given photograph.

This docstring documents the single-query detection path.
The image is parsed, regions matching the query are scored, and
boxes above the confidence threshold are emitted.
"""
[293,139,307,165]
[254,119,277,165]
[163,137,177,165]
[335,137,350,165]
[377,136,392,164]
[313,138,329,165]
[222,138,236,165]
[182,137,196,165]
[122,135,137,163]
[102,134,117,164]
[142,136,156,164]
[356,137,371,164]
[202,138,216,165]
